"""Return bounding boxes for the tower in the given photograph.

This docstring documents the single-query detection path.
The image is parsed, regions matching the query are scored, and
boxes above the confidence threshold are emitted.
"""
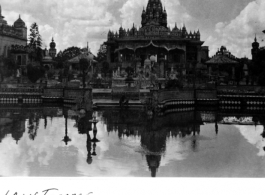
[49,37,57,58]
[141,0,167,28]
[13,15,27,39]
[251,35,259,61]
[0,5,7,25]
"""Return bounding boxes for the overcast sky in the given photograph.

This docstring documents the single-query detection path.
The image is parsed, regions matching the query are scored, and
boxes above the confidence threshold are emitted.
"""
[1,0,265,58]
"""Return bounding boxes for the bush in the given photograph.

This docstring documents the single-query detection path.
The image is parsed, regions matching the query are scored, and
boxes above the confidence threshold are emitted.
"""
[27,65,45,83]
[258,72,265,86]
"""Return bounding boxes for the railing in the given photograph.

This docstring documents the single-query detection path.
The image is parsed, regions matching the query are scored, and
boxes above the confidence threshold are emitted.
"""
[196,89,217,99]
[112,86,140,100]
[0,87,43,94]
[43,88,64,98]
[217,86,265,95]
[0,83,46,89]
[64,88,92,100]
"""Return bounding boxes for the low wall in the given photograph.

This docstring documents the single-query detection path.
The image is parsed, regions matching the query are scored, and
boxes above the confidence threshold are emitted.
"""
[196,89,217,100]
[0,87,43,95]
[112,86,140,100]
[217,86,265,95]
[158,89,194,102]
[43,88,64,98]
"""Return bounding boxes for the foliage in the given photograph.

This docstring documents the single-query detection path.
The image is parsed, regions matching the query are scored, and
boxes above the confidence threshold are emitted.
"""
[61,46,82,61]
[27,64,45,83]
[0,57,16,80]
[258,71,265,86]
[96,43,107,63]
[101,61,110,77]
[3,56,17,71]
[27,113,40,141]
[165,79,183,89]
[28,22,43,62]
[54,47,82,73]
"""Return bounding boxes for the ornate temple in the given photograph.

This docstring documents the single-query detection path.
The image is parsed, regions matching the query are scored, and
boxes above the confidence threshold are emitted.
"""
[105,0,206,78]
[0,5,27,58]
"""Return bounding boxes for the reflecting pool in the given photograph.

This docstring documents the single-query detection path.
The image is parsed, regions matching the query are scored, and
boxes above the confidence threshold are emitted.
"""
[0,106,265,177]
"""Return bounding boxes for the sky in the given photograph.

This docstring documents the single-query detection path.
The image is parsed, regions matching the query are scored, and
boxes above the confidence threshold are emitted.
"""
[1,0,265,58]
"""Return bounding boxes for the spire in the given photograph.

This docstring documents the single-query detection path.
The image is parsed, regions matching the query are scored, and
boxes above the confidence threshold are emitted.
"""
[19,14,20,19]
[255,34,257,42]
[182,23,186,31]
[0,5,4,19]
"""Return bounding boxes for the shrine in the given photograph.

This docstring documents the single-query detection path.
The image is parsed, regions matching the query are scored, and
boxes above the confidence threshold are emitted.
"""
[105,0,206,82]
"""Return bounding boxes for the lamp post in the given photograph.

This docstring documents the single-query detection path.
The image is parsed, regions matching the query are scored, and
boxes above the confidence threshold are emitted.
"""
[62,114,71,145]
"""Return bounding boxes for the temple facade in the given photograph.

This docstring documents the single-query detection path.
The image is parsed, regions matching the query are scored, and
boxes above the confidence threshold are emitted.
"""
[0,5,27,58]
[105,0,205,79]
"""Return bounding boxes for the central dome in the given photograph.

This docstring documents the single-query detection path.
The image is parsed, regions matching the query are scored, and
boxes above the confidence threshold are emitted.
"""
[50,38,56,49]
[14,15,25,28]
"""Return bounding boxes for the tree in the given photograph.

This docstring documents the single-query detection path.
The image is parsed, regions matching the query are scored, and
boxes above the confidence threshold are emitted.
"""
[28,22,43,62]
[61,46,82,61]
[96,43,107,63]
[27,113,40,141]
[1,56,17,79]
[27,64,45,83]
[101,61,110,78]
[258,72,265,86]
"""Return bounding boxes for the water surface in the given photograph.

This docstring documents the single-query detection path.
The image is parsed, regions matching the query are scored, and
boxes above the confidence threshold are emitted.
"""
[0,107,265,177]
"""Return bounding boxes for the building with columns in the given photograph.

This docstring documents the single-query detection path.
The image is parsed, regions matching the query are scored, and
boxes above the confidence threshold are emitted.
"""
[206,46,239,83]
[0,5,27,59]
[105,0,205,79]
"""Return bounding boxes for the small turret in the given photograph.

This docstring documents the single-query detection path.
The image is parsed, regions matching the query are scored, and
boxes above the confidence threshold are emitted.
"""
[252,34,259,49]
[49,37,57,58]
[0,5,2,18]
[182,24,187,38]
[252,34,260,60]
[0,5,7,25]
[197,29,200,40]
[119,26,124,38]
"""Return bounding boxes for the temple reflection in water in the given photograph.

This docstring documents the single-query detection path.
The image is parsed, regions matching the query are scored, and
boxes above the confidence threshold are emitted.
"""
[0,105,265,177]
